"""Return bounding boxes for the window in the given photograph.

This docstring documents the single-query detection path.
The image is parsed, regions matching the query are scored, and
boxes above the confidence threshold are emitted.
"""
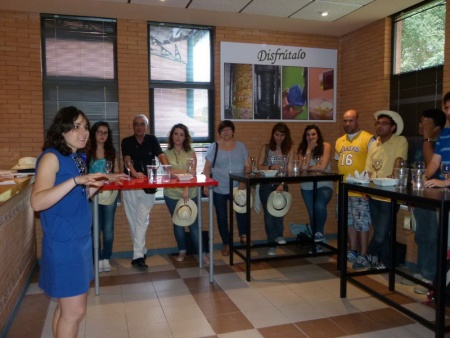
[393,0,445,75]
[41,15,119,150]
[148,22,214,148]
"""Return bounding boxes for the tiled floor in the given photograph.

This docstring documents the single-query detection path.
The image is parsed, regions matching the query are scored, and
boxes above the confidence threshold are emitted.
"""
[5,242,449,338]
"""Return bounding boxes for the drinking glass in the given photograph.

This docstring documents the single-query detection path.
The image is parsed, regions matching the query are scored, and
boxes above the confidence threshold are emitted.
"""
[413,161,425,170]
[300,156,309,172]
[105,160,113,174]
[186,157,195,174]
[125,159,133,179]
[314,155,322,166]
[249,156,257,175]
[292,159,300,176]
[147,159,159,181]
[372,158,382,178]
[104,160,113,183]
[441,162,450,190]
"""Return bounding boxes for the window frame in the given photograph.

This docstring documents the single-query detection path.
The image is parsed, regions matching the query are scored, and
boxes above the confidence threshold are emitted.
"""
[41,14,120,151]
[148,22,215,145]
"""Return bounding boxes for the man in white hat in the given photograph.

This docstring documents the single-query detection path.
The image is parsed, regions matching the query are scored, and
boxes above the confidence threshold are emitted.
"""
[364,110,408,269]
[335,110,375,270]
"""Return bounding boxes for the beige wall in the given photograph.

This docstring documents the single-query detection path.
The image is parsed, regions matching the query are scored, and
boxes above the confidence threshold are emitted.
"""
[0,6,441,256]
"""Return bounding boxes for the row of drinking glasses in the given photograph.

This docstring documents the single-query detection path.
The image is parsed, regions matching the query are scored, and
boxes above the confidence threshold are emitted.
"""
[248,154,322,177]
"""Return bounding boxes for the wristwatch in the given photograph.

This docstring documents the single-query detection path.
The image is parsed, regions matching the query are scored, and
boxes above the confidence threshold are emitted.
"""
[423,138,433,142]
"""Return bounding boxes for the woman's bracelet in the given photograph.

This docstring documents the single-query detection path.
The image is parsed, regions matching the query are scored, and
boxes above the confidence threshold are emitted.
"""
[73,176,78,186]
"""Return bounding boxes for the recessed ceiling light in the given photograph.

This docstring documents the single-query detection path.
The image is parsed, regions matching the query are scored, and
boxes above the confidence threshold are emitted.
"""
[321,11,329,17]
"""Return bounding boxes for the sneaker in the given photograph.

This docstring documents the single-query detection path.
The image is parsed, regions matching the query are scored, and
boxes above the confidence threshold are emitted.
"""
[401,273,424,286]
[308,245,323,254]
[103,259,111,272]
[371,261,386,270]
[368,254,378,268]
[275,237,286,245]
[347,250,360,263]
[352,255,370,270]
[414,278,432,294]
[98,259,104,272]
[314,232,324,243]
[267,247,276,256]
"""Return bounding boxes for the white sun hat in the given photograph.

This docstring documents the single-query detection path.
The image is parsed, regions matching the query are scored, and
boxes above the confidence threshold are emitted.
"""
[172,199,198,227]
[11,157,37,171]
[267,191,292,217]
[232,187,253,213]
[373,110,404,135]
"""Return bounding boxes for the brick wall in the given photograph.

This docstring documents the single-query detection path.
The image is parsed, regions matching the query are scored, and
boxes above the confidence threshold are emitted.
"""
[0,9,434,258]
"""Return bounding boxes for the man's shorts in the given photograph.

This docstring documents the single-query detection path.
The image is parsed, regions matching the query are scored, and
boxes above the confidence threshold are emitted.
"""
[336,196,371,232]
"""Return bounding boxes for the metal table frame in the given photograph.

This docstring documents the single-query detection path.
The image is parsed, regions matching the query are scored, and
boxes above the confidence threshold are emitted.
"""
[93,175,218,295]
[229,172,343,281]
[340,182,450,337]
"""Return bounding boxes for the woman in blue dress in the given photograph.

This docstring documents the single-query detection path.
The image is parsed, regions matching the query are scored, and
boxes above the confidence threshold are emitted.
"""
[31,107,111,338]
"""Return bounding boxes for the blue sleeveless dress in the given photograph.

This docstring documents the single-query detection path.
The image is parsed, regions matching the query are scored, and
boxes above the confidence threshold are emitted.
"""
[38,148,93,298]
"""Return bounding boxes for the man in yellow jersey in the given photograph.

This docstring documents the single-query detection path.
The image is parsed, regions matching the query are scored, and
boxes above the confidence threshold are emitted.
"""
[365,111,408,269]
[335,110,375,269]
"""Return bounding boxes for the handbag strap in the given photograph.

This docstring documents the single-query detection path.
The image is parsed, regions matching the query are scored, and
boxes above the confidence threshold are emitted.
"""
[211,142,218,169]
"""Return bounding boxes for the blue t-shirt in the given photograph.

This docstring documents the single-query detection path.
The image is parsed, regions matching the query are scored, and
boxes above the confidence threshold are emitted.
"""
[206,141,248,194]
[434,127,450,178]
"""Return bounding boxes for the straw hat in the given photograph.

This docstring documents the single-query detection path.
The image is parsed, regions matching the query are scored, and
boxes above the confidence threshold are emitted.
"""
[172,199,198,227]
[267,191,292,217]
[373,110,404,135]
[232,187,253,213]
[11,157,37,171]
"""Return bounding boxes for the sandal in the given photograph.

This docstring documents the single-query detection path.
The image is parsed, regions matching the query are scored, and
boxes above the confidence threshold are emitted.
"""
[221,245,230,256]
[202,254,210,265]
[175,252,186,262]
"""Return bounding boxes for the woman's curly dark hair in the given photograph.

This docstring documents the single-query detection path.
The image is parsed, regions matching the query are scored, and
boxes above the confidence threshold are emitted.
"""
[88,121,117,171]
[43,106,90,156]
[297,124,324,157]
[167,123,192,152]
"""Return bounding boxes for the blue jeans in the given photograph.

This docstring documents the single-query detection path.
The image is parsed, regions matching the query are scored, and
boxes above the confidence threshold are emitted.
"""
[368,197,399,266]
[301,187,333,235]
[164,195,202,253]
[213,192,248,245]
[259,184,287,247]
[93,197,118,260]
[413,207,438,280]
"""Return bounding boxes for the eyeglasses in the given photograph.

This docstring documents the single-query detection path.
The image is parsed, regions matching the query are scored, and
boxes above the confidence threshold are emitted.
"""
[96,130,108,136]
[133,122,147,127]
[374,121,391,127]
[73,123,89,132]
[221,127,233,133]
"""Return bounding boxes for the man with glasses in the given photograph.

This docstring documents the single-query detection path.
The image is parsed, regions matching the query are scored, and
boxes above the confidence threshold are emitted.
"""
[121,114,168,269]
[364,111,407,269]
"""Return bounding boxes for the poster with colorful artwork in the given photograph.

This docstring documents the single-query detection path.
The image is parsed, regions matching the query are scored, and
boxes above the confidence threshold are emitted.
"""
[221,42,337,122]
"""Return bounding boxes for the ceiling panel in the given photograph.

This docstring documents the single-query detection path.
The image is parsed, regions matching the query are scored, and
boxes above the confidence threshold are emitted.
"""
[130,0,191,8]
[1,0,425,37]
[292,1,363,22]
[241,0,313,17]
[188,0,251,12]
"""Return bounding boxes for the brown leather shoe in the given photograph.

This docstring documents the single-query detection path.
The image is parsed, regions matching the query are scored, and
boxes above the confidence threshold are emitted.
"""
[221,245,230,256]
